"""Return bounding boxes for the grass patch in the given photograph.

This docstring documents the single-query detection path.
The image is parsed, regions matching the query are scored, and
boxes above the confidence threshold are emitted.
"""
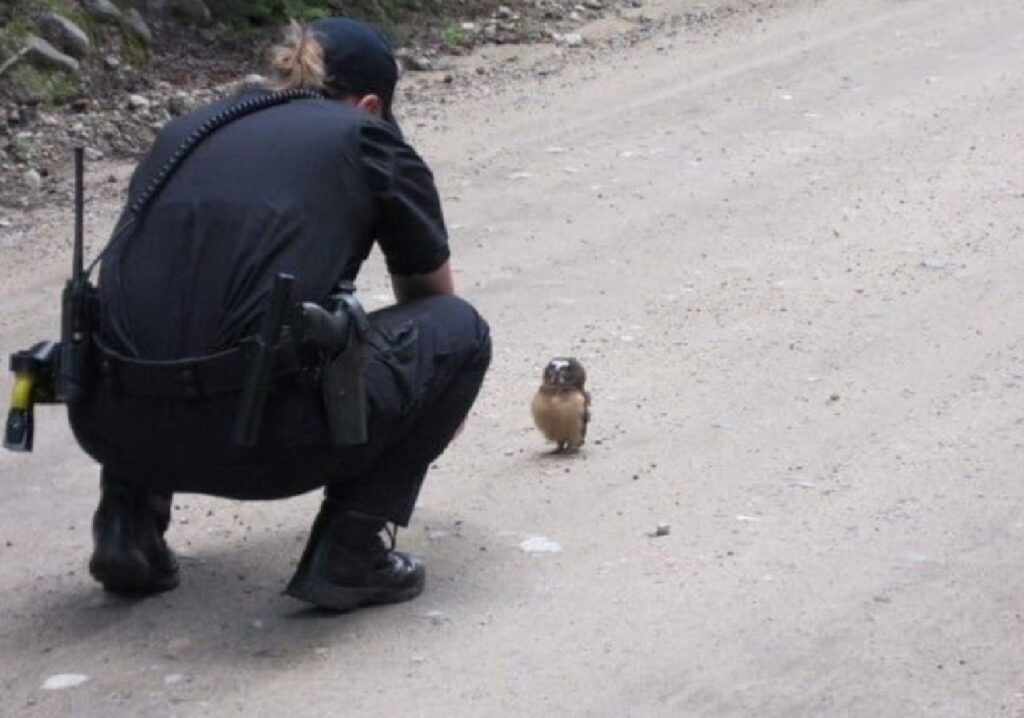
[0,0,91,104]
[441,24,467,47]
[2,62,83,105]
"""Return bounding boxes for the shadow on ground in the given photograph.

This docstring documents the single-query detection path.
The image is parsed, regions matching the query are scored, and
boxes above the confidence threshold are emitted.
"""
[0,510,500,672]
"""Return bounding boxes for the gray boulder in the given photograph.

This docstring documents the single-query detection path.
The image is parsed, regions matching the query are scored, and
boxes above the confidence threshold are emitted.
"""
[127,93,151,110]
[168,0,212,24]
[25,36,81,74]
[79,0,124,25]
[121,9,154,45]
[396,48,433,72]
[24,169,43,192]
[36,12,92,59]
[138,0,170,14]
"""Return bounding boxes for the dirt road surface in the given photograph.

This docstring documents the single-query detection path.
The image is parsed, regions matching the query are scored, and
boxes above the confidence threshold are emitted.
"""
[2,0,1023,715]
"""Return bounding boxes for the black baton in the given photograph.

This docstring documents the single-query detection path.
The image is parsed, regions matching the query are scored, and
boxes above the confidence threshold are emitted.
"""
[233,273,294,448]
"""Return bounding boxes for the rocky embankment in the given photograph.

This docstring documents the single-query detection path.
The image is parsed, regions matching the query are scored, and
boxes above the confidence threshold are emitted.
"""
[0,0,687,211]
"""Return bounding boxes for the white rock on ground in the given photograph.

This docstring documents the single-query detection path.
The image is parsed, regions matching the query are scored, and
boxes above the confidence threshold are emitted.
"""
[127,94,151,111]
[41,674,89,690]
[23,169,42,191]
[519,536,563,554]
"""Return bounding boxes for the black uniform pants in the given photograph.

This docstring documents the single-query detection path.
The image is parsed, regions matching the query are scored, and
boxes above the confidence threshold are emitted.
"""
[69,295,491,526]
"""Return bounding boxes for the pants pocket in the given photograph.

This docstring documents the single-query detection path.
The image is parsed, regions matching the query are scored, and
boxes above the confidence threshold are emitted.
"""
[366,320,420,415]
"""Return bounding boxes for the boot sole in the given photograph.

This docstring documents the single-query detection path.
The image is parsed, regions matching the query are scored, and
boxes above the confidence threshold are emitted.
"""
[284,571,425,613]
[89,551,179,595]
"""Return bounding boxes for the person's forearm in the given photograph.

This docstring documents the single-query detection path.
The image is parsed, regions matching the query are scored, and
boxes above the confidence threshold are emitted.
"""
[390,260,455,303]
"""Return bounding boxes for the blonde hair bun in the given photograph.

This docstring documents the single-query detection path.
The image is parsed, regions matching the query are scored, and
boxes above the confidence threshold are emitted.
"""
[267,20,326,92]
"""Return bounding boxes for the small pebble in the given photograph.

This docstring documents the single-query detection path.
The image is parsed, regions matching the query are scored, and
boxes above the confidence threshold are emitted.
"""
[419,609,450,625]
[42,674,89,690]
[519,536,562,554]
[920,257,957,270]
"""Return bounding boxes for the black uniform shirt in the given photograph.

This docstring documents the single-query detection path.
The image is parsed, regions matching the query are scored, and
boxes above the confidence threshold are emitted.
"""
[99,94,449,359]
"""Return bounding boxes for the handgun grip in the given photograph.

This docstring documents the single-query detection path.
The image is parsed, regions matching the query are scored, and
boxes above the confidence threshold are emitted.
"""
[293,303,350,354]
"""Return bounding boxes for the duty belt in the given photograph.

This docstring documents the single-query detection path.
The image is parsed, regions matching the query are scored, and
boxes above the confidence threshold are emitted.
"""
[92,335,304,399]
[91,274,369,449]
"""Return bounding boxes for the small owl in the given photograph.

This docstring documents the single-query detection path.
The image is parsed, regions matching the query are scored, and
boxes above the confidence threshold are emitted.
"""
[531,357,591,453]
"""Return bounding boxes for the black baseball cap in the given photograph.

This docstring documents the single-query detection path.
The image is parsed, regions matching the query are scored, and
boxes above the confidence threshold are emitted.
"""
[311,17,402,137]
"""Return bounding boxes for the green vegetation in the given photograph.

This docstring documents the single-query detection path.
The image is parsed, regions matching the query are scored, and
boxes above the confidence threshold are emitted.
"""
[0,0,95,67]
[0,0,143,103]
[47,67,83,102]
[441,24,467,47]
[0,7,33,57]
[207,1,445,39]
[1,60,83,106]
[208,0,330,23]
[0,3,71,104]
[0,0,457,105]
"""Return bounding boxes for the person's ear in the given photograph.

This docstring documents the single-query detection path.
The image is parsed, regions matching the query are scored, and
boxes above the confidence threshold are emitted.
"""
[355,94,382,118]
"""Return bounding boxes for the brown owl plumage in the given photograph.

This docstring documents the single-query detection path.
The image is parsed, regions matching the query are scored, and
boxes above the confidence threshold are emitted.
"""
[531,357,591,453]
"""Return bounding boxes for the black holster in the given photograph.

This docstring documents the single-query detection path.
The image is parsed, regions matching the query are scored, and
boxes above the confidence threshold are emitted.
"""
[292,282,370,447]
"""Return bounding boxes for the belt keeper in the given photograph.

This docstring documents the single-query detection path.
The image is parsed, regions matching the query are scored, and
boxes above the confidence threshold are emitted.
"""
[99,358,116,390]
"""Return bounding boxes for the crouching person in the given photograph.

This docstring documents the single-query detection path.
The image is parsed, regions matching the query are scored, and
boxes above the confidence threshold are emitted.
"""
[68,18,491,612]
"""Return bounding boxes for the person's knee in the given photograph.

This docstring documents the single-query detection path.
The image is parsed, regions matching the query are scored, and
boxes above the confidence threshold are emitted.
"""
[469,311,491,371]
[448,296,491,370]
[418,294,491,367]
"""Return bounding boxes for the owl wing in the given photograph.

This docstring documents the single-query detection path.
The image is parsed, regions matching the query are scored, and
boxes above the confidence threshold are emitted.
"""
[580,390,591,443]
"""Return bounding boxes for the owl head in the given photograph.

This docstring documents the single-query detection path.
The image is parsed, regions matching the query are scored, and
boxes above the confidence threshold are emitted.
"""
[542,357,587,389]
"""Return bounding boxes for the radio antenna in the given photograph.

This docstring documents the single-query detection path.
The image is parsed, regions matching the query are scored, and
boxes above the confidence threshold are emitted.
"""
[73,147,84,281]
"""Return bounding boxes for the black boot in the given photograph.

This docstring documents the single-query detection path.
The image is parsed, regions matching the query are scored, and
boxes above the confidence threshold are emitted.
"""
[88,475,179,595]
[285,500,425,612]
